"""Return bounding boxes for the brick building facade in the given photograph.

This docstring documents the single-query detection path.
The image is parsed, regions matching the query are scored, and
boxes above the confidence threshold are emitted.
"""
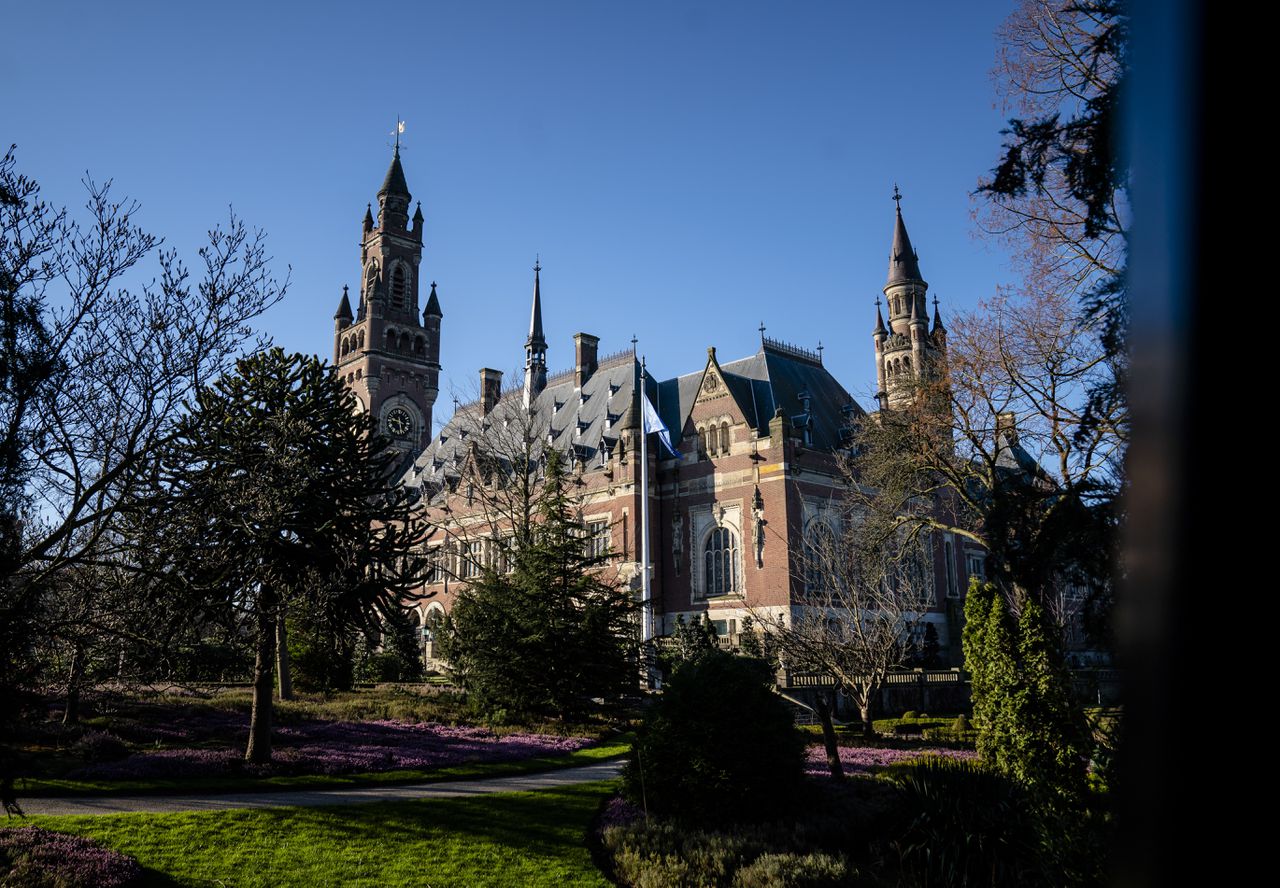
[334,151,989,668]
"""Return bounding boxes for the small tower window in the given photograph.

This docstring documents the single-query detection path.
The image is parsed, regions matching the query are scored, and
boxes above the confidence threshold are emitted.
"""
[391,266,407,309]
[720,422,730,454]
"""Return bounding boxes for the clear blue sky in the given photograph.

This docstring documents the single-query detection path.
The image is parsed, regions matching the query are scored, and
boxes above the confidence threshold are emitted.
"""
[4,0,1017,422]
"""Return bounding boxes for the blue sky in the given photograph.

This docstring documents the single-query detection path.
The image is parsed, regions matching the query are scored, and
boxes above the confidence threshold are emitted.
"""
[4,0,1017,422]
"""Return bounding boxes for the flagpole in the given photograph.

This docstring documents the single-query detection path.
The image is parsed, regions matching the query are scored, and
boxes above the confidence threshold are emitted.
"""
[639,356,652,650]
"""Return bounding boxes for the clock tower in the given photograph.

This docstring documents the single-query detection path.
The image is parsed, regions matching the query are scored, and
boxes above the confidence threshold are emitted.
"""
[332,145,443,456]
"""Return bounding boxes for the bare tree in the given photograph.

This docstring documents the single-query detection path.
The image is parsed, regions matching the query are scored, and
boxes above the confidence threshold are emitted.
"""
[853,287,1121,670]
[753,500,934,776]
[979,0,1128,443]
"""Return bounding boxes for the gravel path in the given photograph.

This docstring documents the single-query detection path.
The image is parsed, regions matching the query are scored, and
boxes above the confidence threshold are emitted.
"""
[18,759,625,817]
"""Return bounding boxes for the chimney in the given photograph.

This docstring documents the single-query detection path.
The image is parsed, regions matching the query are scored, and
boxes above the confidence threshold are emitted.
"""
[573,332,600,388]
[996,411,1018,446]
[480,368,503,415]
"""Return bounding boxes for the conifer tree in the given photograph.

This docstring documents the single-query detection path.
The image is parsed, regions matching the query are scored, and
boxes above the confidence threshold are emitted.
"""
[150,349,426,762]
[437,449,636,720]
[963,579,1088,803]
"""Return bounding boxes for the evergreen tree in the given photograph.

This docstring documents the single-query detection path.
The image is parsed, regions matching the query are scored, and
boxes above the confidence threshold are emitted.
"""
[151,349,426,762]
[963,580,1088,804]
[437,449,636,720]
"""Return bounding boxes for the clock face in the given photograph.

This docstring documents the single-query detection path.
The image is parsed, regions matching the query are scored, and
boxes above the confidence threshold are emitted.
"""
[385,406,413,437]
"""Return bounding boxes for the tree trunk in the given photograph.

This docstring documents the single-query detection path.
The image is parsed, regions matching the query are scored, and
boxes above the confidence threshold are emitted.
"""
[245,609,277,764]
[62,642,85,726]
[816,689,845,781]
[860,702,874,738]
[275,609,293,701]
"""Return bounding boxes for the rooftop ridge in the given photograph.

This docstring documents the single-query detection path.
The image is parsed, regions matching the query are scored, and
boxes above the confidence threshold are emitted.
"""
[546,366,576,386]
[762,335,823,366]
[597,348,635,370]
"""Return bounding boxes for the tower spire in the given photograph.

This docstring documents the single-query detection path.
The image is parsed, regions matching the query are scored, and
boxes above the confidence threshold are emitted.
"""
[886,187,924,287]
[523,257,548,407]
[527,256,547,352]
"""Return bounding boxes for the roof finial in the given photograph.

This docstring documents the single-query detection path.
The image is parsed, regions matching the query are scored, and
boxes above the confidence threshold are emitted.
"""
[534,254,541,275]
[817,341,824,360]
[892,183,902,212]
[392,115,405,152]
[758,321,767,341]
[630,334,638,351]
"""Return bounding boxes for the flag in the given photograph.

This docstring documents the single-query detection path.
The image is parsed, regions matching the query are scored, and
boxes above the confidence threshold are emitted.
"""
[642,391,678,458]
[398,121,406,134]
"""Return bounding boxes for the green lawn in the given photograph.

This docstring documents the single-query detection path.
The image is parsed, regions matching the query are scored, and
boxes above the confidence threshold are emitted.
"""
[20,738,631,798]
[13,781,617,887]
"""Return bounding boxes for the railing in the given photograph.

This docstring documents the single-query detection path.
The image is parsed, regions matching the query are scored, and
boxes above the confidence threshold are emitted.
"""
[762,335,823,366]
[779,667,965,689]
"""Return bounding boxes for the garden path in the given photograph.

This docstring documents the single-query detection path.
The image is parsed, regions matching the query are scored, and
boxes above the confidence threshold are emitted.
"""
[17,759,625,817]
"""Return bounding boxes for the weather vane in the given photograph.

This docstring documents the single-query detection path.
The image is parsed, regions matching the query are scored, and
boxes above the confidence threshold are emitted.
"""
[390,116,406,151]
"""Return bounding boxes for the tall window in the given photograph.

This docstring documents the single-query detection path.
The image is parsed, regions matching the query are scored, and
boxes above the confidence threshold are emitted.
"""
[459,541,478,579]
[945,537,957,597]
[803,522,836,598]
[586,520,610,558]
[704,526,739,597]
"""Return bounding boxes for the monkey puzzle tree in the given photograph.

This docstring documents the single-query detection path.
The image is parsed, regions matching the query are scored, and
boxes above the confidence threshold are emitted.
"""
[150,348,427,763]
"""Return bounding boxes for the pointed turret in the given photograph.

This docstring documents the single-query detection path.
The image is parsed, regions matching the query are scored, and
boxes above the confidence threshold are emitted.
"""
[526,260,547,353]
[379,147,410,199]
[335,285,353,323]
[931,296,946,335]
[886,187,925,287]
[411,201,425,241]
[424,281,443,320]
[873,298,887,337]
[523,259,549,408]
[376,147,412,232]
[362,203,374,233]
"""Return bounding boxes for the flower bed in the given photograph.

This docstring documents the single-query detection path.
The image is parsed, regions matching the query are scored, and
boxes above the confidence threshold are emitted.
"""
[0,826,142,887]
[804,743,976,778]
[68,720,593,781]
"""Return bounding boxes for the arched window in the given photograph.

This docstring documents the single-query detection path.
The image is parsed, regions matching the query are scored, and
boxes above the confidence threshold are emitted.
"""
[704,527,739,597]
[698,427,708,456]
[341,337,349,356]
[415,335,425,355]
[358,329,366,349]
[903,355,912,374]
[386,329,397,351]
[719,422,730,454]
[390,265,407,308]
[365,263,379,302]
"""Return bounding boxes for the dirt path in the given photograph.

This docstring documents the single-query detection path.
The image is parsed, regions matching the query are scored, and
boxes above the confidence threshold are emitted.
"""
[18,759,625,817]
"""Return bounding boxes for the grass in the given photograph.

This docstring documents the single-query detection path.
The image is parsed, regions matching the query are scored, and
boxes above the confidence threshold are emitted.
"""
[19,737,632,798]
[11,781,617,887]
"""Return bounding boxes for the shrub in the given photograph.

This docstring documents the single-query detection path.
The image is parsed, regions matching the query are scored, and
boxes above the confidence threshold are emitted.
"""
[71,730,129,763]
[0,827,142,887]
[625,650,805,824]
[733,852,851,888]
[902,710,918,719]
[882,755,1044,887]
[953,714,971,732]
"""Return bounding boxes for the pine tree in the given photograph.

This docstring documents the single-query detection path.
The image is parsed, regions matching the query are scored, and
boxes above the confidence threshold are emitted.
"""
[151,348,426,762]
[437,449,637,720]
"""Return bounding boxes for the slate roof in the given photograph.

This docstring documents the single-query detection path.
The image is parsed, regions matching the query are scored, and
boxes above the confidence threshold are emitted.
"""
[650,340,866,451]
[404,338,868,501]
[886,207,924,287]
[404,352,639,503]
[379,149,410,198]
